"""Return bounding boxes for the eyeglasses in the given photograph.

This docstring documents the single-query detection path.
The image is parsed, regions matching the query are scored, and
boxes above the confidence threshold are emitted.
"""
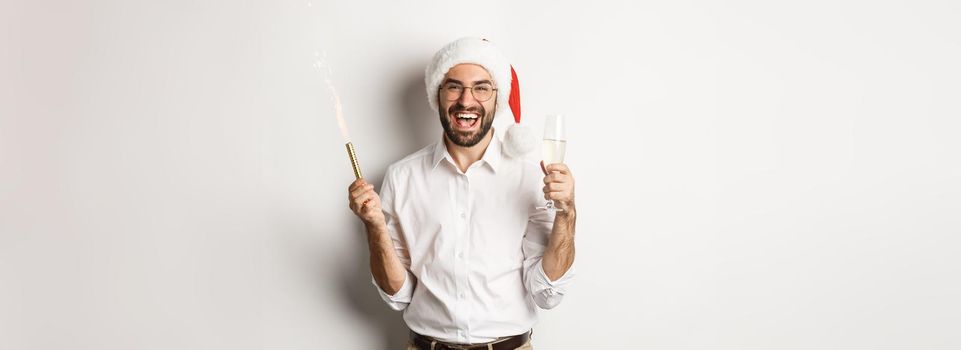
[439,82,497,102]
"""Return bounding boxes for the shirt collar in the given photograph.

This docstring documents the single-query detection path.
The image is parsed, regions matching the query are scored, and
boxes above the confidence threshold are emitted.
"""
[431,131,502,173]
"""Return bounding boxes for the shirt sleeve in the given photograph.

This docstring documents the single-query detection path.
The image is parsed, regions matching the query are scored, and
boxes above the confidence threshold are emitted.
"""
[371,267,415,311]
[370,169,416,311]
[522,207,575,310]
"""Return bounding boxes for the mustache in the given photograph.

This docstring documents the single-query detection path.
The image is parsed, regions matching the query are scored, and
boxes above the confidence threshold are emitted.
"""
[448,104,485,116]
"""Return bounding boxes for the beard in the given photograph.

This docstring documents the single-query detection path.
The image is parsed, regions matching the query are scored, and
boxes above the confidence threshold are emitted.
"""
[439,102,495,147]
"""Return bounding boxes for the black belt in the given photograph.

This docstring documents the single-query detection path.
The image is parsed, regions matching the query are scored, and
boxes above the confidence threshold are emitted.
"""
[409,330,531,350]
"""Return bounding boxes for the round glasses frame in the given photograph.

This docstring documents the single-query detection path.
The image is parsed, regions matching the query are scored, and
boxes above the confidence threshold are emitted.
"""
[439,83,498,102]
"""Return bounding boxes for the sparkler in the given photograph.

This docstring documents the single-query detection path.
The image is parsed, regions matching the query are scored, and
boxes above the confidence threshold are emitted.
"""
[335,93,363,180]
[318,52,363,180]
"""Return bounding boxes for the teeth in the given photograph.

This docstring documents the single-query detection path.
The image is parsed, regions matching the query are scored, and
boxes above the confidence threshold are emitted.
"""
[456,113,479,119]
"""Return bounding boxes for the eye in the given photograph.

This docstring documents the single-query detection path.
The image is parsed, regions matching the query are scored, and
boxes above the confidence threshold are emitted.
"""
[443,83,463,91]
[474,84,493,93]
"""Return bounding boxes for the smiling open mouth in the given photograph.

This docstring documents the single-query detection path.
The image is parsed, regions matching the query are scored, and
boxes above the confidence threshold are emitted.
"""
[453,112,479,128]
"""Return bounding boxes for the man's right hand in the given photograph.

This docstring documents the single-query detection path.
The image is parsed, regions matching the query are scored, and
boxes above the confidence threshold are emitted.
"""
[348,179,386,227]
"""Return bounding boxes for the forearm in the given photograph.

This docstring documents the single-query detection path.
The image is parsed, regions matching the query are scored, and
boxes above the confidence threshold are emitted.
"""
[366,222,408,295]
[542,206,576,281]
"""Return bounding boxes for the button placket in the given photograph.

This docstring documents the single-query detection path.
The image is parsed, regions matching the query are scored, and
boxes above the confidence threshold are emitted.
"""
[462,175,474,343]
[454,173,470,337]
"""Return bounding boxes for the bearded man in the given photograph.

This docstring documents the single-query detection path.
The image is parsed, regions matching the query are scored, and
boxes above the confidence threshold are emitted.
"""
[347,37,577,350]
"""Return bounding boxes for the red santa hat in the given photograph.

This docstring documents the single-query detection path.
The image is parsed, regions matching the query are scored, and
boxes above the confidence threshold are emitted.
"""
[425,37,535,158]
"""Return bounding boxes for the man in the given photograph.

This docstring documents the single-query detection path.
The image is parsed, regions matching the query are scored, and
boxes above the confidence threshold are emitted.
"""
[347,37,577,350]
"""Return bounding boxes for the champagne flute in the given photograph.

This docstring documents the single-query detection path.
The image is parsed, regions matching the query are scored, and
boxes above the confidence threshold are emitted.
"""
[538,114,567,211]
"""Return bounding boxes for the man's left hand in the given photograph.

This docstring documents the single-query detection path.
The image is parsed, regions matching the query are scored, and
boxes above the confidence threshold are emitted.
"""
[542,161,576,212]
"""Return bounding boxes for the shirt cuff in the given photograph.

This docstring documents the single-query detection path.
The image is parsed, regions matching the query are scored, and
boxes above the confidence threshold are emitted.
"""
[371,271,414,310]
[538,261,574,289]
[530,260,575,309]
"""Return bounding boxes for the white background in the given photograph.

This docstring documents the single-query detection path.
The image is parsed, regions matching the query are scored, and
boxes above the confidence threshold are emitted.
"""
[2,0,959,349]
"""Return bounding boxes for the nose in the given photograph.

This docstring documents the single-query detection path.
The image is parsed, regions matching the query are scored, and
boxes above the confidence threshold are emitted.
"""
[457,86,477,105]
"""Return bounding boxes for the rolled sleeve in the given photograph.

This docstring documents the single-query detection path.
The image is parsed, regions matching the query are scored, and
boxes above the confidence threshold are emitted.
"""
[372,270,415,311]
[529,258,575,309]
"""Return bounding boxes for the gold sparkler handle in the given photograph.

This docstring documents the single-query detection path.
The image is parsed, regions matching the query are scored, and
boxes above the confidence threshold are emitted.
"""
[345,142,363,179]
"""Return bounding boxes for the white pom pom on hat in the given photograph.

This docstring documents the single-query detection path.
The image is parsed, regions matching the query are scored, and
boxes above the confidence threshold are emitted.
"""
[425,37,536,158]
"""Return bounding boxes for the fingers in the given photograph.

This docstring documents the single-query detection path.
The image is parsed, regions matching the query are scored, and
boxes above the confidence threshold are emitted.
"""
[543,189,572,201]
[350,189,377,206]
[543,172,566,184]
[354,191,375,205]
[543,172,575,187]
[349,182,375,199]
[346,179,386,225]
[544,163,570,175]
[541,164,575,203]
[542,164,573,185]
[350,192,381,214]
[542,179,571,200]
[542,184,570,196]
[542,182,564,193]
[347,179,379,213]
[359,194,381,211]
[348,178,367,192]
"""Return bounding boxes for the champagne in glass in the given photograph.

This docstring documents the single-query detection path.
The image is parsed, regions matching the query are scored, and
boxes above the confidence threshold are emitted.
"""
[543,139,567,165]
[539,114,567,211]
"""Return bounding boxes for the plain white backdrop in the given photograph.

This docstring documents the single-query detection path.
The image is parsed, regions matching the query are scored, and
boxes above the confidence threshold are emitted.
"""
[2,0,959,349]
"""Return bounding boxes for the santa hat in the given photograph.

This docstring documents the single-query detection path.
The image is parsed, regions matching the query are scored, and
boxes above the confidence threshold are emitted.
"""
[425,37,535,158]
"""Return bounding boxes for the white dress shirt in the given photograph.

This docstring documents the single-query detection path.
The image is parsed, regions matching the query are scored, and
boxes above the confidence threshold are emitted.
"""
[372,133,574,344]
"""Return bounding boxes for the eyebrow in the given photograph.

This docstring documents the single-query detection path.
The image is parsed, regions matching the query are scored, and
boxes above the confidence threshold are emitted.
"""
[443,78,494,86]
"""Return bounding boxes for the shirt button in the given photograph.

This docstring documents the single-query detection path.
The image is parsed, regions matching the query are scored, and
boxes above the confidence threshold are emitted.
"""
[459,293,465,299]
[459,212,466,218]
[457,252,464,259]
